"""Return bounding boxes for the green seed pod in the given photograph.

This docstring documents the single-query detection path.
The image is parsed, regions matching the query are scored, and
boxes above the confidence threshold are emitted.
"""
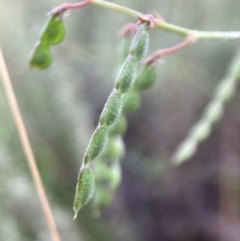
[130,23,149,60]
[116,137,126,161]
[172,139,197,165]
[115,56,138,94]
[227,55,240,79]
[117,37,131,61]
[40,15,66,45]
[73,166,95,218]
[109,162,122,190]
[189,121,211,142]
[84,125,108,164]
[94,160,113,183]
[108,115,127,136]
[100,89,122,127]
[100,136,125,161]
[203,100,224,124]
[29,42,52,69]
[135,65,157,90]
[122,88,141,114]
[92,186,113,213]
[114,38,132,80]
[215,79,236,102]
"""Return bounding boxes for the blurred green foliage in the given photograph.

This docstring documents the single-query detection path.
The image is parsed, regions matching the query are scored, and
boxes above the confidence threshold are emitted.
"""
[1,0,240,241]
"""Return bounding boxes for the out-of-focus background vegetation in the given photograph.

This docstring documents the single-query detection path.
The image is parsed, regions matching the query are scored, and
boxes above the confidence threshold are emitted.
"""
[1,0,240,240]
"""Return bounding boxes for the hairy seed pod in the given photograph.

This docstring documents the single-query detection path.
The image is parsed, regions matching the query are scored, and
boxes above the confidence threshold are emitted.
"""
[84,125,108,164]
[116,137,126,161]
[172,53,240,166]
[173,139,197,165]
[29,42,52,69]
[122,88,141,114]
[114,38,132,79]
[115,56,138,94]
[100,136,125,161]
[92,186,113,213]
[109,162,122,190]
[189,121,211,142]
[117,37,131,61]
[215,79,236,102]
[73,166,95,218]
[40,15,65,45]
[135,65,157,90]
[130,23,149,60]
[203,100,224,124]
[100,89,122,126]
[108,115,127,136]
[227,55,240,79]
[94,160,113,183]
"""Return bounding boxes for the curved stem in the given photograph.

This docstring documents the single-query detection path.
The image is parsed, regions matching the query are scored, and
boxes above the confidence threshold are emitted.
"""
[91,0,140,17]
[91,0,240,40]
[49,0,240,41]
[144,34,196,65]
[0,48,61,241]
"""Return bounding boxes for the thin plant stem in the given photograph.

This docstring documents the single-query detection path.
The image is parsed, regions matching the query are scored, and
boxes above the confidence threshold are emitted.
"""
[91,0,140,18]
[51,0,240,41]
[0,47,61,241]
[59,0,91,10]
[155,35,196,56]
[48,0,91,16]
[92,0,240,40]
[144,34,196,65]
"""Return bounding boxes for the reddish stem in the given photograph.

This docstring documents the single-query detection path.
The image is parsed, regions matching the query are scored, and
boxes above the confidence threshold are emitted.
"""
[118,23,138,37]
[144,34,196,66]
[48,0,91,16]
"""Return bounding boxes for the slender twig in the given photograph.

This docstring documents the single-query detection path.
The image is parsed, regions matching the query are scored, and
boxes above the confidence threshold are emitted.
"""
[92,0,240,40]
[0,48,61,241]
[144,34,196,65]
[48,0,91,16]
[91,0,140,18]
[49,0,240,41]
[118,23,138,37]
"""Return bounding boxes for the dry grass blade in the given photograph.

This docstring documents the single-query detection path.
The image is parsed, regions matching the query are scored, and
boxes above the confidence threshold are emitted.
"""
[0,47,61,241]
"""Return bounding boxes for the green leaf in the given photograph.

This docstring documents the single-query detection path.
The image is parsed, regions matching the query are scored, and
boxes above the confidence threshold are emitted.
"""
[40,15,66,45]
[29,42,52,69]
